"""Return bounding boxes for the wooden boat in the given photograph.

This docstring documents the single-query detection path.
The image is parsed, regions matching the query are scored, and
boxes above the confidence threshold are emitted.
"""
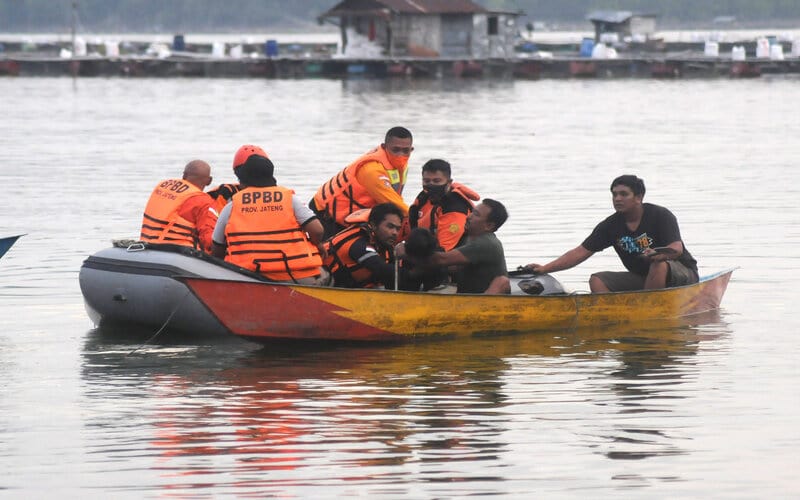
[179,269,734,343]
[79,241,562,338]
[0,234,23,260]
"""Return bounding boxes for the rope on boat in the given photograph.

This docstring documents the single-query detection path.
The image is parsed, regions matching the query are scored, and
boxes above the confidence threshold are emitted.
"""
[126,290,191,356]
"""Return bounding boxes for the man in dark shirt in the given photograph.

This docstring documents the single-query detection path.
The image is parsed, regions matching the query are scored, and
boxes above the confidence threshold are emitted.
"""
[526,175,698,292]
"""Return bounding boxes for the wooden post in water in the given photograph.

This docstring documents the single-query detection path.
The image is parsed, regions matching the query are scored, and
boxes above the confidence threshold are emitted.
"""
[70,1,79,80]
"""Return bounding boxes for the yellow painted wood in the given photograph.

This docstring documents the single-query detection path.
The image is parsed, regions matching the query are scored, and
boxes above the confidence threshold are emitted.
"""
[290,270,731,338]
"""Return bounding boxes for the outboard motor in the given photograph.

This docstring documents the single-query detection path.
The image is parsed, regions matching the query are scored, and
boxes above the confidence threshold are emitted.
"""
[516,273,566,295]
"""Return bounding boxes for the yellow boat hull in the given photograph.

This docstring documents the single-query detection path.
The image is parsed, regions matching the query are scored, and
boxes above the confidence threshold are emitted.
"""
[181,269,733,342]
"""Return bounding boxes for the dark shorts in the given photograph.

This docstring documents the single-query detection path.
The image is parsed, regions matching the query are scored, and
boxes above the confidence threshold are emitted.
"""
[592,261,699,292]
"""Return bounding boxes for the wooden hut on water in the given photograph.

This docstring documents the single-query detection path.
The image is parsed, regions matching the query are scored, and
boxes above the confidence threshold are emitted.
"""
[318,0,521,59]
[587,10,658,42]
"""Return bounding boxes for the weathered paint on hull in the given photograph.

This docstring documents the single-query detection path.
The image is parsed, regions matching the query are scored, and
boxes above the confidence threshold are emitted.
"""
[181,269,733,342]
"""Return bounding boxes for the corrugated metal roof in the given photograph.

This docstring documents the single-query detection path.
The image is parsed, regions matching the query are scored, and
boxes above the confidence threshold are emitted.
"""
[586,10,657,24]
[380,0,487,13]
[587,11,633,24]
[322,0,489,16]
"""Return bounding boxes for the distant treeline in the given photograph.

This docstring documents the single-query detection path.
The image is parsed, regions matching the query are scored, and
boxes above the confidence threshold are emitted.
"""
[1,0,798,32]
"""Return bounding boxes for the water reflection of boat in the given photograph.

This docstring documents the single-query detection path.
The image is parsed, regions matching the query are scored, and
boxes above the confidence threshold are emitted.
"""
[80,316,728,489]
[0,234,23,260]
[179,269,734,343]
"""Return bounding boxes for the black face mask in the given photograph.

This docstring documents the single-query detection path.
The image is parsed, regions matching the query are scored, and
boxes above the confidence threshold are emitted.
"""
[423,184,447,199]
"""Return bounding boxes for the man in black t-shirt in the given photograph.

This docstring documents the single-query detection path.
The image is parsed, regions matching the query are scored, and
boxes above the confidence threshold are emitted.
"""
[525,175,698,292]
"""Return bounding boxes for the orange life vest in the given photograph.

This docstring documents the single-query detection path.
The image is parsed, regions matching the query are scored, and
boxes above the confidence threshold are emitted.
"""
[323,225,391,288]
[207,183,241,214]
[410,182,480,247]
[312,146,408,225]
[224,186,322,281]
[140,178,207,249]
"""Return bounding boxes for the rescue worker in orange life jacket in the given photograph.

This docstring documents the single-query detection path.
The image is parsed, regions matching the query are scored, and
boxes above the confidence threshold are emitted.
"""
[140,160,218,253]
[208,145,259,214]
[212,145,330,286]
[207,151,249,214]
[324,203,406,289]
[207,182,241,215]
[310,127,413,238]
[408,159,480,252]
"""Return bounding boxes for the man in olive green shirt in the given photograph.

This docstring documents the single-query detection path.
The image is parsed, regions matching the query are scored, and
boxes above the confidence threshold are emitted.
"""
[422,199,510,294]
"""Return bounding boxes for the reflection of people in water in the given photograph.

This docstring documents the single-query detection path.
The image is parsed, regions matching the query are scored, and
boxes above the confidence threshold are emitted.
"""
[81,331,516,481]
[80,315,728,489]
[198,344,513,471]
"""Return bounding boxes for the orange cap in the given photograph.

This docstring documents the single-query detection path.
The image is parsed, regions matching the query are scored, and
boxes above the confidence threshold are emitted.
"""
[233,144,268,169]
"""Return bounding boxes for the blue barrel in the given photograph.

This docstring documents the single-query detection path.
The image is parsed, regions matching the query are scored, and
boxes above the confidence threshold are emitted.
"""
[579,38,594,57]
[265,40,278,57]
[173,34,185,51]
[347,64,366,74]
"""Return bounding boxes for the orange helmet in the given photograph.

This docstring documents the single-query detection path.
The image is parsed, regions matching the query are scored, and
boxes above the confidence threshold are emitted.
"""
[233,144,268,169]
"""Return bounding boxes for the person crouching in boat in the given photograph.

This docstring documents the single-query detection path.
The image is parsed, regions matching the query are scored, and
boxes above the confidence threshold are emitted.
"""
[525,175,698,292]
[211,145,329,286]
[323,203,407,289]
[310,126,413,238]
[402,199,510,295]
[408,159,480,252]
[140,160,218,253]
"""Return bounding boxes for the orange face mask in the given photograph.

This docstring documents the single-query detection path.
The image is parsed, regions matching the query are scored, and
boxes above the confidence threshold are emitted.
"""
[386,151,409,170]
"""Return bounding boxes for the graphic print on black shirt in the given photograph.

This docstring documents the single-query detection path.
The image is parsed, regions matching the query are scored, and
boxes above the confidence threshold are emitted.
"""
[582,203,698,276]
[617,233,653,255]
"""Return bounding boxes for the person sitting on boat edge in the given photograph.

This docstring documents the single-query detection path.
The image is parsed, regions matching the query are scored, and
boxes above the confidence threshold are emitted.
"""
[408,159,480,252]
[324,203,410,289]
[140,159,218,253]
[525,174,698,292]
[402,199,510,295]
[211,144,330,286]
[309,126,414,239]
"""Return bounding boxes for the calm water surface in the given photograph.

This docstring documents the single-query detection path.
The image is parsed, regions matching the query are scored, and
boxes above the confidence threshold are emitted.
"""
[1,75,798,497]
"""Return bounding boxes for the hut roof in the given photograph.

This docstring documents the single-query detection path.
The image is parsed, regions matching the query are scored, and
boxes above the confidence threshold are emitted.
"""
[587,10,657,25]
[321,0,490,18]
